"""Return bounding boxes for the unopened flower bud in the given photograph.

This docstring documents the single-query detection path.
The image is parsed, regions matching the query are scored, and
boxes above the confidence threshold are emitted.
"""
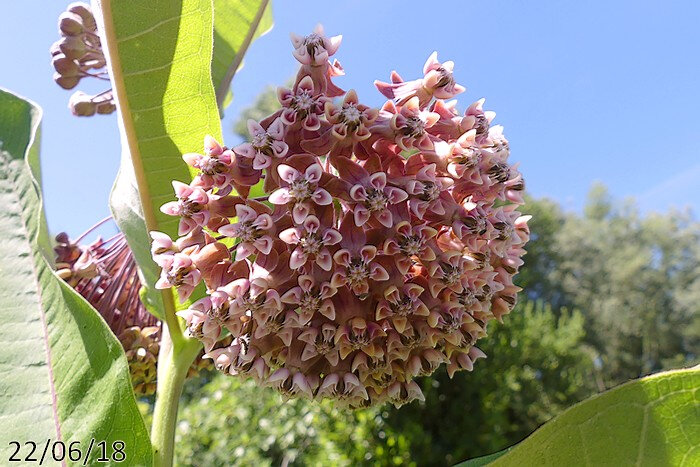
[59,35,88,60]
[96,100,116,114]
[50,40,63,57]
[52,54,80,76]
[53,73,80,90]
[51,4,110,117]
[69,91,96,116]
[58,12,84,36]
[67,2,96,32]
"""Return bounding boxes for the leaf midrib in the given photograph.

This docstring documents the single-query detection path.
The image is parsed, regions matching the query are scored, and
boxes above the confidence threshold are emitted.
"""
[97,0,180,335]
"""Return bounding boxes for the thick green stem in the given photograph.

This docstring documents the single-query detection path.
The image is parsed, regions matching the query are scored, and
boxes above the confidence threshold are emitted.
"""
[151,326,200,467]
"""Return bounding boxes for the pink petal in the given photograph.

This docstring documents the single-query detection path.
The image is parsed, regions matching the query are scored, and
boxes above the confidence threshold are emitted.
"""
[236,242,255,259]
[349,185,367,202]
[369,172,386,190]
[278,87,294,105]
[267,118,285,139]
[303,113,321,131]
[269,187,291,205]
[423,51,440,74]
[316,251,333,271]
[277,164,300,183]
[254,236,273,254]
[333,249,352,267]
[353,206,370,226]
[235,204,257,222]
[312,188,332,205]
[281,286,302,305]
[233,142,256,158]
[297,75,314,93]
[293,203,310,224]
[344,89,359,106]
[305,164,323,184]
[370,263,390,281]
[385,187,408,203]
[289,249,307,269]
[326,34,342,55]
[376,209,393,228]
[253,153,271,170]
[322,228,342,245]
[330,272,346,289]
[160,201,181,216]
[253,214,274,230]
[303,215,320,232]
[270,140,288,158]
[360,245,377,262]
[246,119,264,137]
[279,227,300,244]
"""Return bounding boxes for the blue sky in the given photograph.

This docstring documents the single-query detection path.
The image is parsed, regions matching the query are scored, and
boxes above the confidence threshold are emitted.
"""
[1,0,698,237]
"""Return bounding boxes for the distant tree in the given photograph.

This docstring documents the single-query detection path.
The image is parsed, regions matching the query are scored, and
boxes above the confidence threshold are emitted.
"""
[550,185,700,385]
[515,195,568,308]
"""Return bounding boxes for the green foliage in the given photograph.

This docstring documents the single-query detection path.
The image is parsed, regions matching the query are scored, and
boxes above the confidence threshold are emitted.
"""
[212,0,274,110]
[514,195,567,307]
[0,88,151,465]
[462,367,700,466]
[176,376,410,466]
[542,186,699,384]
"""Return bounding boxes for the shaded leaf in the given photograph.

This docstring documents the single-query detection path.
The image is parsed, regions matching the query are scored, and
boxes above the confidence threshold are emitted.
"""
[0,88,152,465]
[212,0,273,111]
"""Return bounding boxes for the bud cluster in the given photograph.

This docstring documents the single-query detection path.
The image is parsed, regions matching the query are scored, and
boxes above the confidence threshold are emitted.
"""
[152,26,530,407]
[54,220,212,395]
[50,2,115,116]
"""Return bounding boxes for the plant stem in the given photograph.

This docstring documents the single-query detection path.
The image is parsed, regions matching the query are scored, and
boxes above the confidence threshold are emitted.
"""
[151,325,200,467]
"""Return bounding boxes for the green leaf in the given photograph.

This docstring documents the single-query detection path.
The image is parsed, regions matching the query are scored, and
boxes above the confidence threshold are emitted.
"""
[457,368,700,466]
[95,0,224,318]
[457,448,513,467]
[0,88,152,466]
[212,0,274,111]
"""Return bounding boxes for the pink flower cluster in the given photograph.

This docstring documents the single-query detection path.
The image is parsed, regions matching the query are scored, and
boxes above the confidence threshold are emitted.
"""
[152,25,529,407]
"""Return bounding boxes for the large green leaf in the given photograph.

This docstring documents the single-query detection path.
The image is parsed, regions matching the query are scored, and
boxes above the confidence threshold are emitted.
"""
[0,88,152,465]
[94,0,224,316]
[458,367,700,466]
[212,0,273,111]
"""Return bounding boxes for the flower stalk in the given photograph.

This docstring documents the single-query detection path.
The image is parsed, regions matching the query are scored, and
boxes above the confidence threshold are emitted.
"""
[150,327,200,467]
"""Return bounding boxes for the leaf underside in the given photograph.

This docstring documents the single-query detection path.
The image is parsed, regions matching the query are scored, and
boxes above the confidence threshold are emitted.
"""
[457,368,700,466]
[212,0,274,111]
[0,88,152,466]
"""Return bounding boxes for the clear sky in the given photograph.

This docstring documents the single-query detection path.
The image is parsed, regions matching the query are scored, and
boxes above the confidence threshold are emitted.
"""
[1,1,698,238]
